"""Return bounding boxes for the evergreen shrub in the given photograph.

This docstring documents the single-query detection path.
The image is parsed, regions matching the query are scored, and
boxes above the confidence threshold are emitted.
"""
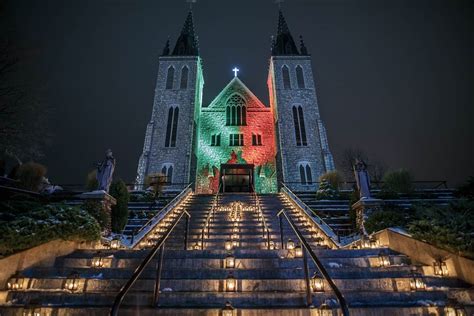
[109,179,130,233]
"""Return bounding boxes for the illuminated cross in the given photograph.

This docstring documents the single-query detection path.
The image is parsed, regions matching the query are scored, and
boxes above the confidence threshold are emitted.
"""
[232,67,240,77]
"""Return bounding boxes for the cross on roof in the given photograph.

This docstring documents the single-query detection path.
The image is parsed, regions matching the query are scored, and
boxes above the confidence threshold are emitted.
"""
[232,67,240,77]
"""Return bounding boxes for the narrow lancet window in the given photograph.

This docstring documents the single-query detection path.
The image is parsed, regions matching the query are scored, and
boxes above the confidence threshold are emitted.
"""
[180,66,189,89]
[166,66,175,89]
[296,65,305,89]
[282,65,291,89]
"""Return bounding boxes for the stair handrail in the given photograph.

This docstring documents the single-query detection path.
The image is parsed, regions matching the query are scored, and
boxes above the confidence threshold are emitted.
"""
[124,183,193,248]
[280,182,341,247]
[200,183,221,249]
[277,209,350,315]
[251,185,271,249]
[110,208,191,316]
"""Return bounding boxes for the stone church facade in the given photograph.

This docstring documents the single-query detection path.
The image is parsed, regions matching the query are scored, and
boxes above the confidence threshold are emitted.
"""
[135,10,335,194]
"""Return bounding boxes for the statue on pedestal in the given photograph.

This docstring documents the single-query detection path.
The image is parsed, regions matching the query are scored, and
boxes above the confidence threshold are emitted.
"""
[353,159,371,199]
[96,149,115,193]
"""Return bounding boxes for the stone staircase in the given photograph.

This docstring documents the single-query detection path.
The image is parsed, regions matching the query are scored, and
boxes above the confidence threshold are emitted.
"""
[0,193,472,315]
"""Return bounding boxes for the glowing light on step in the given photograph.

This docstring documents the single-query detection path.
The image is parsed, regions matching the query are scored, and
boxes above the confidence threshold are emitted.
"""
[225,254,236,269]
[231,233,239,240]
[64,273,80,292]
[433,260,448,276]
[444,303,467,316]
[377,253,391,268]
[225,239,233,251]
[409,274,426,291]
[7,273,24,291]
[110,239,121,250]
[193,243,200,250]
[286,239,295,250]
[269,241,276,250]
[226,273,236,292]
[311,273,325,292]
[221,301,235,316]
[91,256,104,268]
[317,300,333,316]
[295,245,303,258]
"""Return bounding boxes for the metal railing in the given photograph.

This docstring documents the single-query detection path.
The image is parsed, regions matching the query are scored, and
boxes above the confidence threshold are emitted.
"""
[277,209,350,315]
[281,183,341,247]
[251,185,271,249]
[124,183,193,248]
[200,184,221,249]
[110,208,191,315]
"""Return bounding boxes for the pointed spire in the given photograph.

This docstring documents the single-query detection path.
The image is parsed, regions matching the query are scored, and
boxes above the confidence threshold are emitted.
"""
[272,10,300,56]
[161,37,170,56]
[172,10,199,56]
[299,35,308,55]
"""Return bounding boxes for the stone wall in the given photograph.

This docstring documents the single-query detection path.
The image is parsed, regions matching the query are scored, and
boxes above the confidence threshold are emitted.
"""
[268,56,334,191]
[375,228,474,285]
[135,56,204,188]
[0,239,95,288]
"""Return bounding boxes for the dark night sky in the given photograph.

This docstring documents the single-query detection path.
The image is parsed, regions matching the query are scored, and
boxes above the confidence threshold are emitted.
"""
[3,0,473,186]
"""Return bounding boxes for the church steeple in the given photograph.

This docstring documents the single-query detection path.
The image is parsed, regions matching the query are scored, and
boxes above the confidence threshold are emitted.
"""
[272,10,300,56]
[172,11,199,56]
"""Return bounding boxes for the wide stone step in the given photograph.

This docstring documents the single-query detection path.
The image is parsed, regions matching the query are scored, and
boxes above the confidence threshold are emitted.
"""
[4,289,453,308]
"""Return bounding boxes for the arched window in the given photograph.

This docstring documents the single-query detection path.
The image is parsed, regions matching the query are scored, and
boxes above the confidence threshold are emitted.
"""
[299,162,312,185]
[299,165,306,185]
[282,65,291,89]
[180,66,189,89]
[296,65,305,89]
[166,66,174,89]
[164,106,179,147]
[292,105,308,146]
[225,94,247,126]
[305,165,312,184]
[161,164,173,183]
[226,107,230,125]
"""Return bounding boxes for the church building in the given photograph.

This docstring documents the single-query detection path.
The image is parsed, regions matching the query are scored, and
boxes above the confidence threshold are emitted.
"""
[135,10,335,194]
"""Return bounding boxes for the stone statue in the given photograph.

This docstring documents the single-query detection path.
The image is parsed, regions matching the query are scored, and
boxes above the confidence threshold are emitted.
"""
[353,159,371,199]
[96,149,115,192]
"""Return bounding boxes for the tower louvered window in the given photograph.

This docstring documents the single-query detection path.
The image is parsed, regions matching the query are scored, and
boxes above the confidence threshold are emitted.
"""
[180,66,189,89]
[229,134,244,146]
[292,106,308,146]
[165,106,179,147]
[225,94,247,126]
[282,65,291,89]
[296,65,305,89]
[211,134,221,146]
[299,163,313,185]
[166,66,175,89]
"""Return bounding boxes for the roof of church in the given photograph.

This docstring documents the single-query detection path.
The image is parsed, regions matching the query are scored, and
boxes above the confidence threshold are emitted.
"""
[163,11,199,56]
[272,10,308,56]
[206,77,267,110]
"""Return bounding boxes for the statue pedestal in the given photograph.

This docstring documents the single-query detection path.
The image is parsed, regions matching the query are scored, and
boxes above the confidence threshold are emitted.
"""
[77,190,117,234]
[352,198,384,235]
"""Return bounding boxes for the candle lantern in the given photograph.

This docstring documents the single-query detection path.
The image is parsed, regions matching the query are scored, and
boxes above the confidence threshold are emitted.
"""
[269,241,276,250]
[225,254,235,269]
[287,239,295,250]
[193,243,200,250]
[295,245,303,258]
[7,273,24,291]
[433,260,449,276]
[409,274,426,291]
[221,301,235,316]
[378,253,391,267]
[318,301,334,316]
[225,239,233,251]
[311,273,325,292]
[64,273,80,292]
[226,273,236,292]
[231,233,239,240]
[110,238,121,250]
[444,303,467,316]
[91,256,104,268]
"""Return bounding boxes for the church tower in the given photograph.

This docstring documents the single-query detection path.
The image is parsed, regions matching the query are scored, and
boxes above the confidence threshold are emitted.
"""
[135,11,204,189]
[268,10,335,191]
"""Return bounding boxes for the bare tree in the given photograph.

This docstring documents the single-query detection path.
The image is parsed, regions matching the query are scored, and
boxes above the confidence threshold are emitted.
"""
[337,147,387,186]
